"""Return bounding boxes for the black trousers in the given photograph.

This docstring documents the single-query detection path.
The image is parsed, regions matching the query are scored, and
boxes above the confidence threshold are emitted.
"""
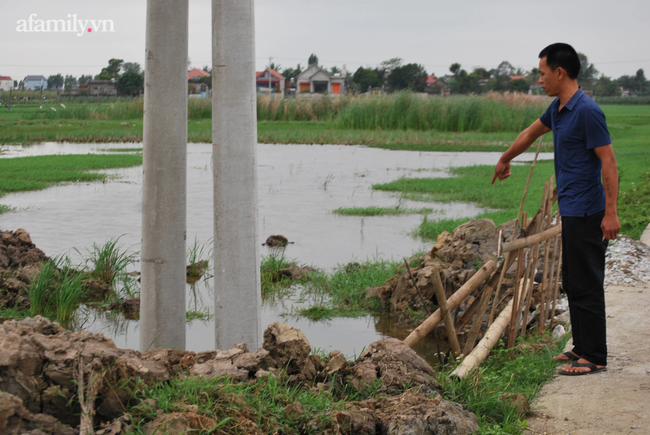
[562,210,609,366]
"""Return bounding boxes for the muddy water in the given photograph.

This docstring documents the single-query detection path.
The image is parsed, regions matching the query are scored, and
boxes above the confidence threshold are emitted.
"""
[0,143,551,363]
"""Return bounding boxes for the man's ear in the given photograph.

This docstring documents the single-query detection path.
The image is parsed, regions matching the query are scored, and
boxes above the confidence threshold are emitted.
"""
[555,67,566,80]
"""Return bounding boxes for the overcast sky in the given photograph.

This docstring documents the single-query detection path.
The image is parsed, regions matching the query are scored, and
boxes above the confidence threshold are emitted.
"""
[1,0,649,82]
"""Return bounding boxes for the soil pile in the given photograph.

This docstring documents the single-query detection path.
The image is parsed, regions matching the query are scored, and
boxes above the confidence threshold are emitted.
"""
[368,219,512,321]
[0,317,478,434]
[0,229,49,315]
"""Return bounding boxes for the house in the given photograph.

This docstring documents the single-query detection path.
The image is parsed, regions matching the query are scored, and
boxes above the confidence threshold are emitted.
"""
[255,68,285,97]
[295,64,346,95]
[88,80,117,96]
[188,68,210,80]
[0,76,13,91]
[24,75,47,91]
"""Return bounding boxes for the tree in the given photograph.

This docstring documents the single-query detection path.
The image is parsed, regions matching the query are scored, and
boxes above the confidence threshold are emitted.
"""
[96,58,123,80]
[577,53,598,87]
[330,66,341,75]
[352,66,380,92]
[64,75,77,90]
[593,76,618,97]
[47,74,64,90]
[281,64,302,83]
[635,69,647,95]
[122,62,142,75]
[449,63,461,75]
[116,71,144,96]
[471,67,491,79]
[387,63,427,92]
[269,62,282,72]
[509,79,530,93]
[308,54,318,66]
[78,75,93,85]
[496,61,515,78]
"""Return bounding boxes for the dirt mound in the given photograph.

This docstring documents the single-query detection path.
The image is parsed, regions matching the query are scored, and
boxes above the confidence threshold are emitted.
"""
[368,219,511,319]
[310,389,478,435]
[349,338,440,395]
[0,229,49,313]
[0,318,479,434]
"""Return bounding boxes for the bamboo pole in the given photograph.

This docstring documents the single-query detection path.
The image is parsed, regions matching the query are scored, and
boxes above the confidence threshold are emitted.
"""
[450,281,521,379]
[501,224,562,253]
[462,278,496,356]
[520,243,540,338]
[404,260,497,348]
[540,177,554,326]
[549,237,563,330]
[507,211,527,348]
[519,182,549,334]
[515,135,545,224]
[431,270,462,357]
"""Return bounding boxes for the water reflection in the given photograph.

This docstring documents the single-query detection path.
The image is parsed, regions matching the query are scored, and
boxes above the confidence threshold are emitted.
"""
[0,142,551,362]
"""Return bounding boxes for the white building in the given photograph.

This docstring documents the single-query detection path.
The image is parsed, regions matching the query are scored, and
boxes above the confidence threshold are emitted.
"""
[295,64,347,95]
[24,75,47,91]
[0,76,14,91]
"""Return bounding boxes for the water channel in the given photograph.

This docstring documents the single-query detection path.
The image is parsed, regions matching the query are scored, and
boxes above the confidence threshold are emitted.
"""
[0,142,552,363]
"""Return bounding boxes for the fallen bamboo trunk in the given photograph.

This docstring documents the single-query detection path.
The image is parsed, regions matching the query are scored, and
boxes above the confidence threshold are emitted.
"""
[404,260,497,348]
[501,224,562,253]
[450,288,517,379]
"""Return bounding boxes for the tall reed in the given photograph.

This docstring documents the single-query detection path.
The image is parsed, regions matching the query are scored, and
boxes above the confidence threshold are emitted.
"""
[336,91,548,133]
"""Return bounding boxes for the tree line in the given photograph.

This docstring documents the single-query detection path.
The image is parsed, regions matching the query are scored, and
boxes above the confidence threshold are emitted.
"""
[279,53,649,97]
[24,52,649,98]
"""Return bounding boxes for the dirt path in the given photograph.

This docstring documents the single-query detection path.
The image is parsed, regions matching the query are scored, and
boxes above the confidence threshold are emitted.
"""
[525,282,650,434]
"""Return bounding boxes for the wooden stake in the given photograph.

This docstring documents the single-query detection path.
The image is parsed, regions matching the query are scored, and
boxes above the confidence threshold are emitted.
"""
[516,135,545,225]
[404,260,497,348]
[540,176,554,326]
[431,269,462,357]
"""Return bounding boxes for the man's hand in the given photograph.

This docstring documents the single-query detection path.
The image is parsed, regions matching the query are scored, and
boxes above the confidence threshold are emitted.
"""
[491,159,512,184]
[601,214,620,240]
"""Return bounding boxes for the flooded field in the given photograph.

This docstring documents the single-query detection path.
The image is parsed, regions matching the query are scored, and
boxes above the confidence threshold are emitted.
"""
[0,142,551,361]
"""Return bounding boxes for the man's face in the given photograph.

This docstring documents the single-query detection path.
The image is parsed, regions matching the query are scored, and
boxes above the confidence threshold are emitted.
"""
[538,57,559,97]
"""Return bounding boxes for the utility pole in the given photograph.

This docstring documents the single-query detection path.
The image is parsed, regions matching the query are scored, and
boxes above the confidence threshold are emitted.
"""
[39,85,43,110]
[140,0,189,352]
[269,56,273,94]
[212,0,262,350]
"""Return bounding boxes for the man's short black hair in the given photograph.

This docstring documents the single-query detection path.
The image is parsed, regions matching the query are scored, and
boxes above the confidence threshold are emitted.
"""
[539,43,581,80]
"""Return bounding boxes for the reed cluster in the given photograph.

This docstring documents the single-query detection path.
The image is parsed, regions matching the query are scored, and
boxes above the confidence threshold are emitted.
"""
[336,92,548,133]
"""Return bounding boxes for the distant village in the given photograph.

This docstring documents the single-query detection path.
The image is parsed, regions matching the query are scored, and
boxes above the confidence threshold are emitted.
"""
[1,53,647,99]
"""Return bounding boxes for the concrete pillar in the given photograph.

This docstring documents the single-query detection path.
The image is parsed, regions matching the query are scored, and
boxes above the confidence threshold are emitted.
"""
[212,0,262,350]
[140,0,188,352]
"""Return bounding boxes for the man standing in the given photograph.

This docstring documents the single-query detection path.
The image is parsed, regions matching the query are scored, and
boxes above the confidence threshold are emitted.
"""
[492,43,619,375]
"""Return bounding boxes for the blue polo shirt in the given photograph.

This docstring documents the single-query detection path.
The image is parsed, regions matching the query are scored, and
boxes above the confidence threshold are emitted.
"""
[539,88,611,217]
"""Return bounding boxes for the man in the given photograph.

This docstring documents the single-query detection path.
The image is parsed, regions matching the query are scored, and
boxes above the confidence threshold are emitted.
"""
[492,43,619,376]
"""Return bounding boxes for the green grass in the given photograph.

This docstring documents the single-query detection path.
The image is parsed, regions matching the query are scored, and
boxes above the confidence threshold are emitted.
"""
[260,250,302,300]
[370,105,650,240]
[0,153,143,214]
[439,333,570,434]
[81,236,137,287]
[293,259,398,320]
[28,257,88,324]
[333,205,434,216]
[125,367,383,435]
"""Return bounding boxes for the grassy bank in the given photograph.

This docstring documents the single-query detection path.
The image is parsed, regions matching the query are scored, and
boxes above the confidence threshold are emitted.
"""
[371,105,650,240]
[0,153,142,197]
[1,93,552,151]
[440,333,570,433]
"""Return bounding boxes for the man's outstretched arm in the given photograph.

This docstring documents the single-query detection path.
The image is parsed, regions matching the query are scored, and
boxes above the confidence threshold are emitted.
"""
[594,144,620,240]
[492,119,551,184]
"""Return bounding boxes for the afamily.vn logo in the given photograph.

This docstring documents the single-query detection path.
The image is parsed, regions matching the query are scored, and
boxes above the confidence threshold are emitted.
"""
[16,14,115,36]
